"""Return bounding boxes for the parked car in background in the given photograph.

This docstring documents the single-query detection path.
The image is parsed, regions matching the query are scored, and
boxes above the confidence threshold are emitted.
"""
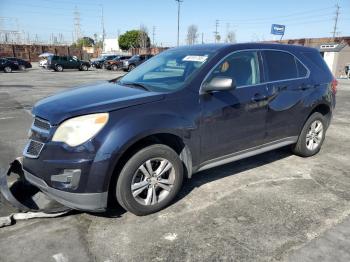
[345,64,350,78]
[5,57,32,70]
[91,55,119,69]
[20,43,336,216]
[0,58,18,73]
[104,55,132,71]
[39,59,48,68]
[122,54,153,71]
[39,53,53,69]
[47,55,91,72]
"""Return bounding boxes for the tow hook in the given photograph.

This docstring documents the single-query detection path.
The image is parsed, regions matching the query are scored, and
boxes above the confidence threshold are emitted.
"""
[0,157,71,213]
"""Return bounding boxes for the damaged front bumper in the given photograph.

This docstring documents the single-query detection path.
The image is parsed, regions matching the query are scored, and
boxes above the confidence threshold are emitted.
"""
[0,157,108,213]
[0,157,71,213]
[23,167,108,212]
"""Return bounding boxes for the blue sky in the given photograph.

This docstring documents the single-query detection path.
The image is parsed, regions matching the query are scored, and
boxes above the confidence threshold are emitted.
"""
[0,0,349,46]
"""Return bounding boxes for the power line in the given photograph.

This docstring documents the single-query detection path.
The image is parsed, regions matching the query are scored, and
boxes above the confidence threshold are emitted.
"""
[222,12,334,25]
[214,19,219,43]
[101,5,105,50]
[332,4,340,38]
[73,6,81,42]
[152,26,156,47]
[221,6,334,23]
[175,0,183,47]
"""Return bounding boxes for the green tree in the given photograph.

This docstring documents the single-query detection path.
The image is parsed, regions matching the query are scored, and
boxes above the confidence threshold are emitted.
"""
[71,37,95,48]
[118,30,150,50]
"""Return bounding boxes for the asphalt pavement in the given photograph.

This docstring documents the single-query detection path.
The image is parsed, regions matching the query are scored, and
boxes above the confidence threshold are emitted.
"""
[0,66,349,262]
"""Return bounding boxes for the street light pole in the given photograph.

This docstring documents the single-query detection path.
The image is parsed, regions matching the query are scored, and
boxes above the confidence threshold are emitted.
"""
[175,0,183,47]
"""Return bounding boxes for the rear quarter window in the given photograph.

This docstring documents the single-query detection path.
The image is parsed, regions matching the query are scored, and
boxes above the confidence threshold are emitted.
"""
[264,50,299,81]
[301,51,331,74]
[296,59,308,77]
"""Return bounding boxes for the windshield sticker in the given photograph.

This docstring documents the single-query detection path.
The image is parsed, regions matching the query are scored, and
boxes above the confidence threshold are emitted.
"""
[182,55,208,63]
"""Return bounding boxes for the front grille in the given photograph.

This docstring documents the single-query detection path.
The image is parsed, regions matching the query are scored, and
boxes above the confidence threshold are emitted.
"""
[23,140,45,158]
[33,117,51,131]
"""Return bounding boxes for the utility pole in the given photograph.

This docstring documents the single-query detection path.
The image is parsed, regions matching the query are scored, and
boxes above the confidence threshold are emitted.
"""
[175,0,183,46]
[101,5,106,52]
[152,26,156,47]
[332,4,340,38]
[201,32,204,44]
[73,6,81,43]
[214,19,219,43]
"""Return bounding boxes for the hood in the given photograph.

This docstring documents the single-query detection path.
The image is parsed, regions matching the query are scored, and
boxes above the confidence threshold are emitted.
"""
[32,81,165,125]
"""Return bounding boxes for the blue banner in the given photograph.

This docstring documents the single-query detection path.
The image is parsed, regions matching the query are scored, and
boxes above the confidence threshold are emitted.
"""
[271,24,285,35]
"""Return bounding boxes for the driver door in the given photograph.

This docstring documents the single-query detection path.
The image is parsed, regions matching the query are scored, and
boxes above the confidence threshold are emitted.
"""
[199,51,268,162]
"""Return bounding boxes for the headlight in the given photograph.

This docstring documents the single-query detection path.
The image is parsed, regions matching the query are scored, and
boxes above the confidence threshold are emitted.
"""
[52,113,109,147]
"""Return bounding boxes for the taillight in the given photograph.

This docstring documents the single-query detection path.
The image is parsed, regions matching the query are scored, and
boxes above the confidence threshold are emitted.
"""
[331,79,338,94]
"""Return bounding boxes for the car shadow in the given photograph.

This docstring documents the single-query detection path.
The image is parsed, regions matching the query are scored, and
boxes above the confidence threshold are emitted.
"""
[89,146,293,218]
[47,147,293,220]
[174,146,293,204]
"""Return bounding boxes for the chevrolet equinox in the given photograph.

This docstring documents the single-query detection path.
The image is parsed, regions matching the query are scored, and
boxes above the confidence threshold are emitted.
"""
[22,43,336,215]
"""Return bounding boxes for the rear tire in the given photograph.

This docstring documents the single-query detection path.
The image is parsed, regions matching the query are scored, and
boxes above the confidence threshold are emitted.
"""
[19,65,26,71]
[292,112,326,157]
[4,66,12,73]
[116,144,183,216]
[81,64,88,71]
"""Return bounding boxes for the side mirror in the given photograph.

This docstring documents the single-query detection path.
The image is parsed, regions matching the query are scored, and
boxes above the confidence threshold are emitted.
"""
[201,76,236,94]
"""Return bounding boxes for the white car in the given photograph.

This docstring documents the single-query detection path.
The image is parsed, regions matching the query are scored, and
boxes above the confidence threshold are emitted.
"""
[39,59,48,68]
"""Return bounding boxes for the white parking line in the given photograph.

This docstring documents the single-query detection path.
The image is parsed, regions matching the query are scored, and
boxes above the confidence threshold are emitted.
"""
[0,117,15,120]
[52,253,68,262]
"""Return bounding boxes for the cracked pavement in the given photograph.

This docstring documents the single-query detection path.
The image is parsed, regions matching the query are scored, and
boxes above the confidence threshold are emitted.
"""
[0,67,349,261]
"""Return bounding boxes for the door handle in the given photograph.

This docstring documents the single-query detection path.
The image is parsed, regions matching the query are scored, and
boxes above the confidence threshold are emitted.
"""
[271,85,287,93]
[251,93,267,102]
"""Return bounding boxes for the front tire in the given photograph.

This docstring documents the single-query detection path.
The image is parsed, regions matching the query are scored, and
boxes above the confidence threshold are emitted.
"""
[112,64,118,71]
[128,64,136,72]
[292,112,326,157]
[55,65,63,72]
[81,64,88,71]
[116,144,183,216]
[4,66,12,73]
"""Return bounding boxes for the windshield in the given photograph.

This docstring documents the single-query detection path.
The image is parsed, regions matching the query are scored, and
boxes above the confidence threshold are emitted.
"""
[119,48,217,92]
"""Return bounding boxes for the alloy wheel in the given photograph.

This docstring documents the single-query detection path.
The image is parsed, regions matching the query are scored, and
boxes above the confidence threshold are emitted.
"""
[131,158,175,206]
[306,120,323,151]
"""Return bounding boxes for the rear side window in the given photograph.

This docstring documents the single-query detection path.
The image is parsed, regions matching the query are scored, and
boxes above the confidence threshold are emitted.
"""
[264,50,298,81]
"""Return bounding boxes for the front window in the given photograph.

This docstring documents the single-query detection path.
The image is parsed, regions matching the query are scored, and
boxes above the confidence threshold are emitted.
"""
[205,51,261,87]
[119,49,217,92]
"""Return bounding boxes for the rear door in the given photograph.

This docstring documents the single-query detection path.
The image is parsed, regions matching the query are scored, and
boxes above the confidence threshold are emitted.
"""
[262,50,310,142]
[59,56,69,68]
[68,56,80,69]
[200,50,269,162]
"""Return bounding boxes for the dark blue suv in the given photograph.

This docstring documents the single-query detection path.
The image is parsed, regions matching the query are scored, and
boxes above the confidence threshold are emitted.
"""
[21,43,336,215]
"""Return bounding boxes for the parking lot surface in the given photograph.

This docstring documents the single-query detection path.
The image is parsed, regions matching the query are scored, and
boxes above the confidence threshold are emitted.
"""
[0,66,349,262]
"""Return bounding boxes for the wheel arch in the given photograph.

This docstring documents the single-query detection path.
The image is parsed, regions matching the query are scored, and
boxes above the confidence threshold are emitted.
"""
[308,103,332,128]
[106,132,193,207]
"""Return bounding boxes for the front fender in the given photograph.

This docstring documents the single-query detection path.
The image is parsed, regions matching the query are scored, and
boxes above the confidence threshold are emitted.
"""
[90,107,199,192]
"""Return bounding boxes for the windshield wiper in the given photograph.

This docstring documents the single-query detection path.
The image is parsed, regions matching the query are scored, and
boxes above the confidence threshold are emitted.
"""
[119,81,149,91]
